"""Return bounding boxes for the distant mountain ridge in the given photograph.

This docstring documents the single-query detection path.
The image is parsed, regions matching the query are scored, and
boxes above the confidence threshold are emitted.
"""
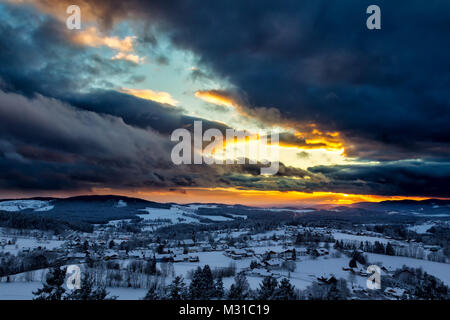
[1,195,449,224]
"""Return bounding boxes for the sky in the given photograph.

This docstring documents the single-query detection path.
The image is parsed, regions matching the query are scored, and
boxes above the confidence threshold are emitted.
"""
[0,0,449,206]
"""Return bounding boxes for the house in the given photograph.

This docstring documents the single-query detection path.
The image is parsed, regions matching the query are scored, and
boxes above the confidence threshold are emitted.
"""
[384,287,405,298]
[226,248,249,259]
[181,239,195,246]
[309,248,329,256]
[395,269,415,282]
[381,266,392,273]
[342,267,354,272]
[295,248,308,256]
[265,250,278,260]
[173,255,188,263]
[104,253,118,261]
[155,253,172,262]
[359,269,369,277]
[317,276,337,285]
[250,268,272,277]
[67,252,86,259]
[128,250,142,259]
[245,248,255,255]
[200,244,214,252]
[279,249,296,260]
[188,246,202,253]
[264,258,283,269]
[171,248,185,256]
[188,255,199,262]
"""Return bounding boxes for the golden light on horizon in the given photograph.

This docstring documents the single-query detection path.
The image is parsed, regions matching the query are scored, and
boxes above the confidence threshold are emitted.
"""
[91,187,434,207]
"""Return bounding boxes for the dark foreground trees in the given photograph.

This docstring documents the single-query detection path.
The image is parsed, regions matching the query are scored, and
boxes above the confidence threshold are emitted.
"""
[257,276,297,300]
[33,266,67,300]
[32,266,115,300]
[66,274,116,300]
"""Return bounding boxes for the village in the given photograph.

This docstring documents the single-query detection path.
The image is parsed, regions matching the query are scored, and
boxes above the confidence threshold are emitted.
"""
[1,213,449,300]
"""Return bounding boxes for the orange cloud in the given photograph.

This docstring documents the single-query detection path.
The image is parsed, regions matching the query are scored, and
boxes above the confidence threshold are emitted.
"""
[68,27,145,63]
[119,88,179,106]
[195,90,345,152]
[9,0,145,64]
[112,52,144,64]
[72,27,134,52]
[195,90,237,108]
[8,1,109,25]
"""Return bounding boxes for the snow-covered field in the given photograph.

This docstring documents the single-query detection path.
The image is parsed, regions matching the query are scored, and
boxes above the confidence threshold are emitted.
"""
[198,215,233,222]
[332,232,392,245]
[138,206,239,224]
[407,223,435,234]
[0,282,147,300]
[0,237,64,254]
[366,253,450,286]
[0,200,54,212]
[1,198,449,300]
[1,246,449,300]
[261,208,315,214]
[138,207,202,224]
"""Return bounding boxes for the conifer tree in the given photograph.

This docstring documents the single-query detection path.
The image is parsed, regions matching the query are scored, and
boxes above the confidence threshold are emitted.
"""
[385,242,395,256]
[143,280,163,300]
[65,273,115,300]
[167,276,187,300]
[273,278,296,300]
[215,277,224,299]
[228,271,250,300]
[33,266,66,300]
[257,276,278,300]
[189,267,204,299]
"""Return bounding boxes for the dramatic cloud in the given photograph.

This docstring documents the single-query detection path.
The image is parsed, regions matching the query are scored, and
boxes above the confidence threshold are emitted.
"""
[112,52,144,64]
[0,89,171,189]
[308,161,450,198]
[1,1,449,199]
[11,1,449,159]
[72,27,135,52]
[71,27,144,63]
[70,0,447,161]
[120,88,179,106]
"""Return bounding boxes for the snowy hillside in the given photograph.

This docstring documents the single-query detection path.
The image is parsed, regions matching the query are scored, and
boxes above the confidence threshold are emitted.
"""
[138,205,238,224]
[0,200,54,212]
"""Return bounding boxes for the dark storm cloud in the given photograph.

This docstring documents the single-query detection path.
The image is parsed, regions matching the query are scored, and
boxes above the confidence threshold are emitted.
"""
[26,0,450,160]
[158,0,450,160]
[308,161,450,197]
[65,0,447,161]
[217,160,450,197]
[66,90,230,135]
[0,89,170,190]
[0,3,235,193]
[0,8,133,97]
[1,84,449,197]
[0,3,229,135]
[1,1,450,198]
[0,89,274,191]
